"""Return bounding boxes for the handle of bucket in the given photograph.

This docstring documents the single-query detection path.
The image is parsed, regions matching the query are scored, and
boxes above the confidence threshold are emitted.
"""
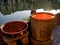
[31,9,36,15]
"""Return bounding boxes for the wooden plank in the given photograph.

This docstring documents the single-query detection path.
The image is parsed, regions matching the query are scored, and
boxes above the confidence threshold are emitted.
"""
[3,31,29,45]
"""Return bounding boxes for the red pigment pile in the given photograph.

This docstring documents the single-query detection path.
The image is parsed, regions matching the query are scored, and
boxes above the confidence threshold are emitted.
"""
[32,13,54,20]
[3,21,27,33]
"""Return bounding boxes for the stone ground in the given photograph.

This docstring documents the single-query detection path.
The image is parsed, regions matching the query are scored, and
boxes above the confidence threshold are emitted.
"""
[52,25,60,45]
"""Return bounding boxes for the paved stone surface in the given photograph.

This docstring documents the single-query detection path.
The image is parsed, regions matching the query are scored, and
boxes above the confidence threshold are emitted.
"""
[52,25,60,45]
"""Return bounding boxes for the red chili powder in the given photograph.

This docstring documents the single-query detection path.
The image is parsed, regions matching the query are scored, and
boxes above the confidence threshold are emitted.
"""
[3,21,27,33]
[32,13,54,20]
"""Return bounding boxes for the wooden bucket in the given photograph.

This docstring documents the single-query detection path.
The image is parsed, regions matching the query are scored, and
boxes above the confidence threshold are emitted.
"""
[55,13,60,25]
[30,12,55,41]
[51,14,57,28]
[30,37,52,45]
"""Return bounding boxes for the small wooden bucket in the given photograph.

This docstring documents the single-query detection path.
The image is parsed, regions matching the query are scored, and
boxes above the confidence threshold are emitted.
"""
[30,12,55,41]
[30,37,52,45]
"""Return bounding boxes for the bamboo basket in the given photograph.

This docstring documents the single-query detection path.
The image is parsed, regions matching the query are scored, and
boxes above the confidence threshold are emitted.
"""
[30,37,52,45]
[30,12,55,41]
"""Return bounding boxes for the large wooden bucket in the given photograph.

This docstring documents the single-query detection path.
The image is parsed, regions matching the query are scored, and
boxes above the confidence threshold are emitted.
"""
[30,37,52,45]
[30,12,55,41]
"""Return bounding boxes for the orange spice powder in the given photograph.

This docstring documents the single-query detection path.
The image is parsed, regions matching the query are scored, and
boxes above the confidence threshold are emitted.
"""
[32,13,54,20]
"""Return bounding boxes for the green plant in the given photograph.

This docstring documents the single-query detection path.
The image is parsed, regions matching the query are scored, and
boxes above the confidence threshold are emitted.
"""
[22,17,30,21]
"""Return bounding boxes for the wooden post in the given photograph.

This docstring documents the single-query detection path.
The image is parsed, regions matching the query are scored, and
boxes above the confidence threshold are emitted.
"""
[20,35,29,45]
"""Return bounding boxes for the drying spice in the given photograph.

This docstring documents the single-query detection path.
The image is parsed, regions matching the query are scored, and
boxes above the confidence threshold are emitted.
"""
[2,21,27,34]
[32,13,54,20]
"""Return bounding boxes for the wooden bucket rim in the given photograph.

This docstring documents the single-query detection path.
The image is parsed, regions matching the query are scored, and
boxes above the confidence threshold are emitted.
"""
[30,12,55,21]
